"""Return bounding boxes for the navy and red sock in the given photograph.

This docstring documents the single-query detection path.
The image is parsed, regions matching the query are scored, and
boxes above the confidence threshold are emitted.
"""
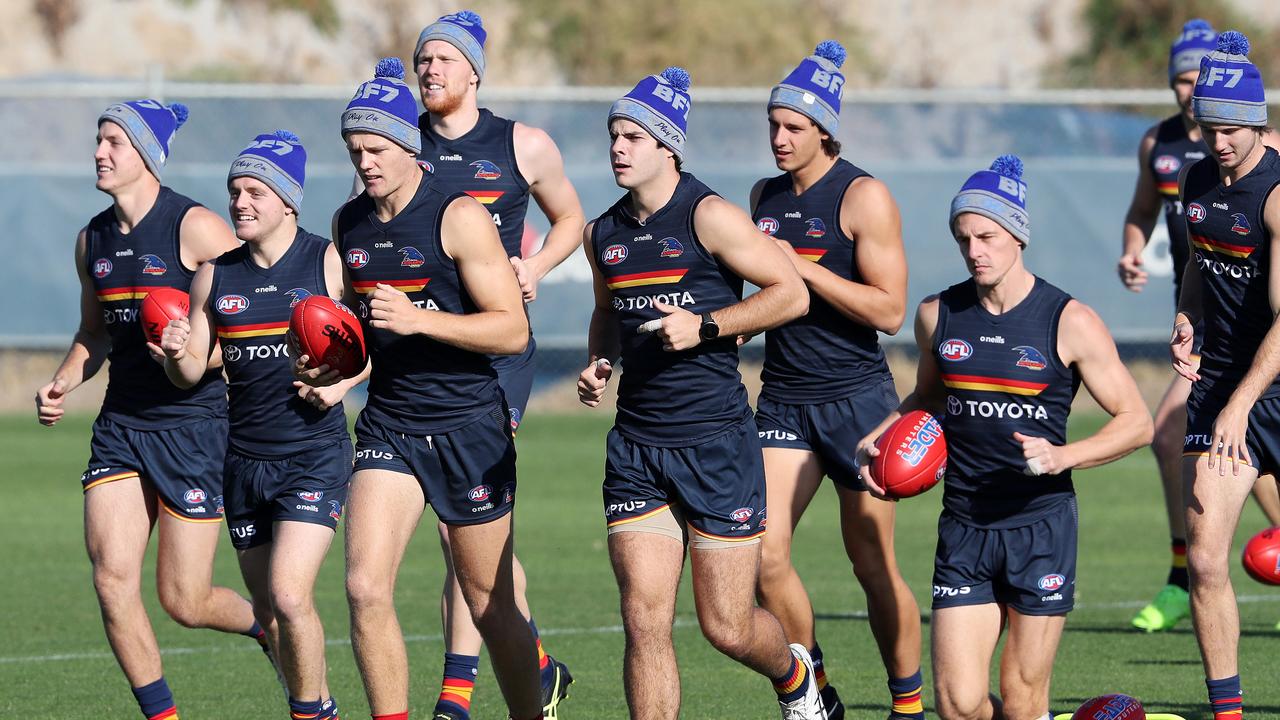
[1207,674,1243,718]
[772,654,811,704]
[434,652,479,718]
[131,677,178,720]
[889,670,925,719]
[1168,537,1189,590]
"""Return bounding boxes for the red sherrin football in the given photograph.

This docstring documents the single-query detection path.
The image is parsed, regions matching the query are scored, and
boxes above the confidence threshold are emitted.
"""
[140,286,189,344]
[1242,527,1280,585]
[1071,693,1145,720]
[289,296,367,379]
[872,410,947,499]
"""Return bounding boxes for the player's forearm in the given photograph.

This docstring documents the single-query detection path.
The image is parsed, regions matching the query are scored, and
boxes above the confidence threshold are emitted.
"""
[52,334,108,393]
[1120,219,1155,256]
[164,352,207,389]
[1176,264,1203,326]
[526,213,586,280]
[1064,407,1153,470]
[712,279,807,338]
[416,308,529,355]
[587,307,621,363]
[1229,320,1280,408]
[802,265,905,334]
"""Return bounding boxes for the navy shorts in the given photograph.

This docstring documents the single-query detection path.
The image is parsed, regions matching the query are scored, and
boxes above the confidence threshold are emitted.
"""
[603,415,766,543]
[755,378,898,491]
[1185,385,1280,474]
[495,338,536,434]
[82,415,228,522]
[352,404,516,526]
[223,438,352,550]
[931,497,1078,615]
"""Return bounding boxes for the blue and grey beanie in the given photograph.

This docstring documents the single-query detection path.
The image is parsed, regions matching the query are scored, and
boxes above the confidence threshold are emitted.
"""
[415,10,487,80]
[342,58,422,154]
[1169,19,1217,85]
[1193,31,1267,126]
[609,67,692,160]
[228,130,306,214]
[98,99,189,180]
[950,155,1030,246]
[769,40,847,135]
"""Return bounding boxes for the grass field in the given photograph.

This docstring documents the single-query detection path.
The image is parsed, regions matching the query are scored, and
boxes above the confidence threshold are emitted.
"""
[3,411,1280,719]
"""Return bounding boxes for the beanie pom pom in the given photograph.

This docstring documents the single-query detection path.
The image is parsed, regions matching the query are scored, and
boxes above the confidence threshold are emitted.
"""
[273,129,301,143]
[169,102,189,129]
[451,9,482,26]
[1218,30,1250,56]
[1183,18,1213,32]
[990,154,1024,181]
[660,66,690,93]
[374,56,405,80]
[814,40,847,68]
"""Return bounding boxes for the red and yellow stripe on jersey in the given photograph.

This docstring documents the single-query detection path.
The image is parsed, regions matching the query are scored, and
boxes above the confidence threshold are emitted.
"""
[465,190,504,205]
[1191,232,1254,259]
[96,286,153,302]
[606,269,689,290]
[941,373,1048,396]
[1157,180,1179,197]
[793,248,828,263]
[352,278,431,294]
[216,321,289,340]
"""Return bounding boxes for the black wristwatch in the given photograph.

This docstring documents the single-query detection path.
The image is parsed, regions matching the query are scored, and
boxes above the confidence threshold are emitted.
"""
[699,312,720,341]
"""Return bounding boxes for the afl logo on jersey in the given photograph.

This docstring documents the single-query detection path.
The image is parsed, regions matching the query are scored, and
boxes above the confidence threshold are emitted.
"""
[602,244,628,265]
[1231,213,1251,236]
[417,159,435,174]
[1038,574,1066,592]
[1153,155,1181,174]
[804,218,826,238]
[757,217,779,236]
[658,237,684,258]
[1187,203,1207,223]
[730,507,754,523]
[399,247,426,268]
[217,295,249,314]
[184,488,207,504]
[939,339,973,362]
[139,254,168,276]
[470,160,502,180]
[285,288,312,308]
[346,248,370,268]
[1012,345,1047,371]
[468,485,492,503]
[93,258,112,278]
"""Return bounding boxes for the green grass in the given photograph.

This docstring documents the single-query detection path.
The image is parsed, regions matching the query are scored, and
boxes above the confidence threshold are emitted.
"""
[2,412,1279,719]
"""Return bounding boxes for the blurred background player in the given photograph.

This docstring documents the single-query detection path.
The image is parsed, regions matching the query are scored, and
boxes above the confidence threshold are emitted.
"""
[749,40,923,720]
[860,155,1152,720]
[33,99,267,720]
[577,66,823,719]
[1117,18,1280,634]
[310,59,543,720]
[1173,31,1280,720]
[161,130,359,720]
[410,11,583,717]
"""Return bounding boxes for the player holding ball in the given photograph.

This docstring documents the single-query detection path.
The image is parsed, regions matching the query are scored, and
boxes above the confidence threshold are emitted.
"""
[857,155,1152,720]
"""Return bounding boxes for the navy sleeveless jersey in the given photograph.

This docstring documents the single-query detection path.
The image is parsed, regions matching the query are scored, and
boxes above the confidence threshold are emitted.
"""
[934,277,1079,528]
[1149,115,1209,298]
[85,186,226,429]
[753,158,891,402]
[337,174,501,434]
[590,173,750,446]
[208,229,347,457]
[1182,147,1280,398]
[419,109,531,258]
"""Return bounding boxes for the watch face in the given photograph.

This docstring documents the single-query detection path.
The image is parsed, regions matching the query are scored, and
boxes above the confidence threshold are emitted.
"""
[700,314,719,339]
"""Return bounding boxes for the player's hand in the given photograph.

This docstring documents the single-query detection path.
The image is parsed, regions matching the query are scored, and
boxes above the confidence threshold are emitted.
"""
[369,283,424,336]
[1170,321,1200,382]
[293,380,346,410]
[287,331,342,387]
[160,317,190,360]
[1209,398,1252,476]
[638,300,700,351]
[577,358,612,407]
[35,378,69,426]
[736,333,754,347]
[145,341,166,365]
[1117,252,1148,292]
[1013,432,1070,476]
[510,256,537,303]
[854,433,893,501]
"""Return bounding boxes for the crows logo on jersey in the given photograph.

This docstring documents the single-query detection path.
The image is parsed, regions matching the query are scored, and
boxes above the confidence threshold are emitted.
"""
[139,254,168,276]
[1231,212,1251,236]
[399,246,426,268]
[1013,345,1047,371]
[658,237,684,258]
[285,287,312,307]
[804,218,826,238]
[470,159,502,180]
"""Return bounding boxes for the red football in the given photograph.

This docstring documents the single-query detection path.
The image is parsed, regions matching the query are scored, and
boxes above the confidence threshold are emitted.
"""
[1071,693,1145,720]
[289,295,367,379]
[140,286,189,344]
[872,410,946,499]
[1242,527,1280,585]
